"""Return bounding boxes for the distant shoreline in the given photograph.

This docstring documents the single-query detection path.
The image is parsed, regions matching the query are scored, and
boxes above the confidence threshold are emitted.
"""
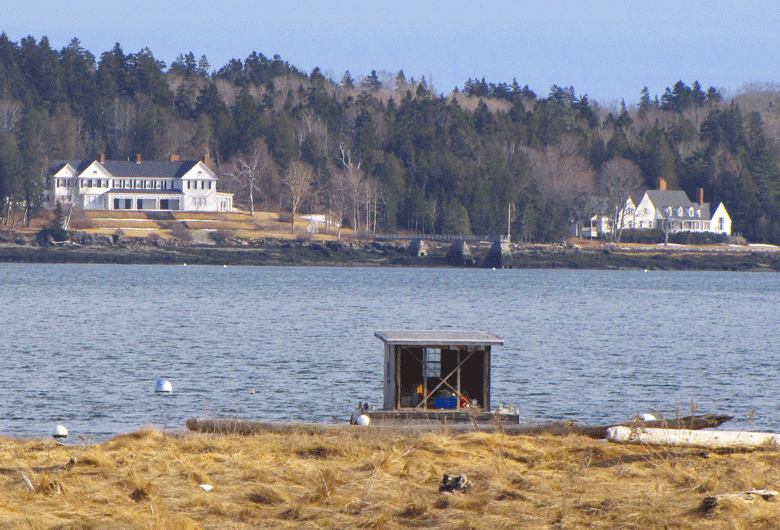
[1,239,779,271]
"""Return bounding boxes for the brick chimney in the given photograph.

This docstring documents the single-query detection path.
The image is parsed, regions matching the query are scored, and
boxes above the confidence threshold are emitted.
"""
[658,177,667,191]
[169,154,180,162]
[136,153,142,164]
[100,153,106,163]
[203,153,212,168]
[697,188,704,206]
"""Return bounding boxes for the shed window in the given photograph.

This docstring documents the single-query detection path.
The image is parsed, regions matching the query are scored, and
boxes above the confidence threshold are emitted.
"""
[424,348,441,378]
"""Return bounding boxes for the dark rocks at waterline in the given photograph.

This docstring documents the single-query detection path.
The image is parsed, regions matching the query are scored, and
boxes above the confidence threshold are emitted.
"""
[0,234,779,271]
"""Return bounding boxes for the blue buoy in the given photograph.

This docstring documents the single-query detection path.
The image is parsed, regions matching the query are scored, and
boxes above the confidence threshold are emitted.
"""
[155,378,173,393]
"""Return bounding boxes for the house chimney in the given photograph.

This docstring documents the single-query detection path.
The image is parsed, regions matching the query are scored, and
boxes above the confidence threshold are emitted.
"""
[100,153,106,163]
[169,154,180,162]
[203,153,212,168]
[136,153,142,164]
[658,177,667,191]
[697,187,704,206]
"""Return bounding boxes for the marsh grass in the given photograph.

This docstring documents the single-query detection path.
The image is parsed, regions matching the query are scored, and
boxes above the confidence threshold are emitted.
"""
[0,427,777,528]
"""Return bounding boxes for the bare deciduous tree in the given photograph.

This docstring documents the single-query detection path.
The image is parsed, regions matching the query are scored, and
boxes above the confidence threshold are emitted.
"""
[283,160,314,233]
[338,142,363,230]
[600,157,644,242]
[531,148,595,238]
[0,99,23,134]
[104,97,136,158]
[219,139,275,216]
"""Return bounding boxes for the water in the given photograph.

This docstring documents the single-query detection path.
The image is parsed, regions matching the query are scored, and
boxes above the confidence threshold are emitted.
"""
[1,264,778,441]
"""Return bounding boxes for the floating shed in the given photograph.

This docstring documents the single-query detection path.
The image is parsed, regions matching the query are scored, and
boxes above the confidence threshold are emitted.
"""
[372,329,513,423]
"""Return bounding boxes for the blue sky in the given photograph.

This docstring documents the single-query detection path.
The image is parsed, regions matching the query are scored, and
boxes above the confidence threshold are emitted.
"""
[4,0,779,105]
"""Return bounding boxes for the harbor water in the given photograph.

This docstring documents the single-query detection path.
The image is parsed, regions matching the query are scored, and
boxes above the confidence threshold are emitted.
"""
[1,263,777,441]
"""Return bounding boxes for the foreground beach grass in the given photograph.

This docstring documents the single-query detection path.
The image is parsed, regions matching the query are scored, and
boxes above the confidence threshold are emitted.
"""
[0,427,777,529]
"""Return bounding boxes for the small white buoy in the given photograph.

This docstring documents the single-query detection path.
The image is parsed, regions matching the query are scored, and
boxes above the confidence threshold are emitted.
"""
[52,424,69,439]
[356,414,370,426]
[199,484,213,491]
[183,263,187,266]
[223,264,227,268]
[639,413,656,421]
[155,378,173,393]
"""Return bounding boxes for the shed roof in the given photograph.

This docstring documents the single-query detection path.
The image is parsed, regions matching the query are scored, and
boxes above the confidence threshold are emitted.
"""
[374,330,504,347]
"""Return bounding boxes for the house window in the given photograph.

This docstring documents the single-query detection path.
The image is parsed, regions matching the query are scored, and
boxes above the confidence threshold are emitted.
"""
[187,181,191,189]
[718,218,724,230]
[208,181,212,189]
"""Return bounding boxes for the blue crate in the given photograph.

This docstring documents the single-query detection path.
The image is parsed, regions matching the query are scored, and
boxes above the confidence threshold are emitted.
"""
[435,397,457,409]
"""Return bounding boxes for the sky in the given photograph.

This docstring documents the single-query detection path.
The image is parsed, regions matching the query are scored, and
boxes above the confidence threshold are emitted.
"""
[4,0,780,106]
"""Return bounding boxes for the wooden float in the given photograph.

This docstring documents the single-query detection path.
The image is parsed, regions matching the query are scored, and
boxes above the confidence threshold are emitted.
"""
[187,414,733,438]
[607,425,780,450]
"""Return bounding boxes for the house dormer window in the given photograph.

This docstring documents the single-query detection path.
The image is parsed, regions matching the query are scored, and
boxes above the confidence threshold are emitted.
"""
[696,209,701,218]
[676,207,683,216]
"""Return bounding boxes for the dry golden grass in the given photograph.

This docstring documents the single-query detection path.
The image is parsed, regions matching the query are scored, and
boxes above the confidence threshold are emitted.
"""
[3,209,355,242]
[0,427,777,529]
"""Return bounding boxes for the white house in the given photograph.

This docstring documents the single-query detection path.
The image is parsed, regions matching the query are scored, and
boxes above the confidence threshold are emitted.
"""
[624,180,731,236]
[43,155,233,213]
[587,179,732,238]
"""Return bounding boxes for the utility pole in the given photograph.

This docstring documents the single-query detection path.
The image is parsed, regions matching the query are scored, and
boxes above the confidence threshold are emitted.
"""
[507,203,512,242]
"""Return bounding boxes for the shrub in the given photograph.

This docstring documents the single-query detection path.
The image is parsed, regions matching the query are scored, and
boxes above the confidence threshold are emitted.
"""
[668,231,728,245]
[211,228,235,244]
[170,222,193,242]
[69,210,94,230]
[619,229,664,244]
[278,211,293,223]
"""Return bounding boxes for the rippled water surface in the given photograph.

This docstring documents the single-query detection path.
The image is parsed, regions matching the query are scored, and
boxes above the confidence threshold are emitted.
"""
[1,264,778,440]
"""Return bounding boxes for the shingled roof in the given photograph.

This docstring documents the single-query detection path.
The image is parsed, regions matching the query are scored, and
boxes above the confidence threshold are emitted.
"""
[50,159,206,179]
[644,190,711,220]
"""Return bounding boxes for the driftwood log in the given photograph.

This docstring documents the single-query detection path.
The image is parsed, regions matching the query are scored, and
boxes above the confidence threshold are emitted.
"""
[187,414,732,438]
[573,414,733,439]
[607,425,780,450]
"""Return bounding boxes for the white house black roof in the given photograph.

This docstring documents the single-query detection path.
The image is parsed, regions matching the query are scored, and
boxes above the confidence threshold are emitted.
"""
[50,159,206,180]
[374,330,504,347]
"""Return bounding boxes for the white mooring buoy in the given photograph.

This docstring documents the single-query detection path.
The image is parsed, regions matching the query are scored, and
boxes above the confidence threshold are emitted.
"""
[356,414,371,426]
[52,424,69,439]
[155,378,173,393]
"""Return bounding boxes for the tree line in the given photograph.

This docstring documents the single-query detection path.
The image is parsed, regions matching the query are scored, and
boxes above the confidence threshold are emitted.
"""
[1,34,779,242]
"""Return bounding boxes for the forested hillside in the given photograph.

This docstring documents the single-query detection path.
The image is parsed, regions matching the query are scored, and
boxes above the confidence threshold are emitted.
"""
[1,34,780,243]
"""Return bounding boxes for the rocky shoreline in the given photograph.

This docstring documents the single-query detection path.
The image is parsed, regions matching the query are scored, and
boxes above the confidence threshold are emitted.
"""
[2,231,780,271]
